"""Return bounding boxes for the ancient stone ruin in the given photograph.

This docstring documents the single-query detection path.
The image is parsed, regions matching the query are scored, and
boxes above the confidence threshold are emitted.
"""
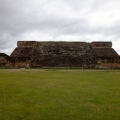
[0,41,120,69]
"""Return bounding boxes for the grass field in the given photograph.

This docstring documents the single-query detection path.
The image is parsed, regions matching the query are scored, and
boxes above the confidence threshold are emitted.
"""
[0,69,120,120]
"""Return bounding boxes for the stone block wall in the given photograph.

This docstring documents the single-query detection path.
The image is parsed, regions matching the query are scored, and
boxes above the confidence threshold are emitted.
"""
[37,42,91,55]
[17,41,37,47]
[2,41,119,68]
[91,42,112,48]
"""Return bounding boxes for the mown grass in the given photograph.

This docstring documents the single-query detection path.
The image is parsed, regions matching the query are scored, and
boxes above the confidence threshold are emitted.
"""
[0,69,120,120]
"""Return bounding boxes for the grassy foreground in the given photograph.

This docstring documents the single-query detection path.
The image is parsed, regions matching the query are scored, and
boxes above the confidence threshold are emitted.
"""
[0,69,120,120]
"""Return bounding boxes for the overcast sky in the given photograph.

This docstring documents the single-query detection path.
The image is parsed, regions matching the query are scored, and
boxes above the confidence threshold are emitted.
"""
[0,0,120,55]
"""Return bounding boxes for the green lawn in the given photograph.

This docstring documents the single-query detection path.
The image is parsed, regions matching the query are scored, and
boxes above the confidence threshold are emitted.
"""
[0,69,120,120]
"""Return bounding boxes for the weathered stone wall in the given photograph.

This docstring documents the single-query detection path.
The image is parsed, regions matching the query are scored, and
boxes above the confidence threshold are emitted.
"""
[17,41,37,47]
[37,42,91,55]
[10,41,37,68]
[91,42,112,48]
[31,42,96,68]
[91,42,119,68]
[2,41,119,68]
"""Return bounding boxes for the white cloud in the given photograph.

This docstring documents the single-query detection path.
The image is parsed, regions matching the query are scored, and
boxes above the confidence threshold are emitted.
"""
[0,0,120,55]
[20,31,53,41]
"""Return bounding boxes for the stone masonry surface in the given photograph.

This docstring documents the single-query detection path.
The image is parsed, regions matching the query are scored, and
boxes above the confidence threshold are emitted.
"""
[0,41,120,68]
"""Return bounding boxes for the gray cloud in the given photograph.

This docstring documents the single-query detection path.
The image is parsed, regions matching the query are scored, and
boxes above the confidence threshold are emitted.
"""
[0,0,120,55]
